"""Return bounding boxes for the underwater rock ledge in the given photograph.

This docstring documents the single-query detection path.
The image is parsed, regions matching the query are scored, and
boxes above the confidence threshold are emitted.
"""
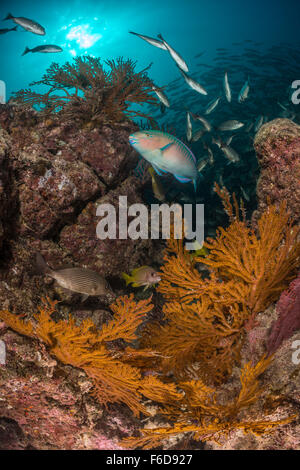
[0,103,162,315]
[252,118,300,226]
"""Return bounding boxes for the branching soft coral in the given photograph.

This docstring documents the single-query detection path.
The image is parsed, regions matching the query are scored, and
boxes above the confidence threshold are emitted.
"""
[121,356,295,449]
[200,185,300,325]
[11,56,159,126]
[145,185,300,384]
[0,296,181,416]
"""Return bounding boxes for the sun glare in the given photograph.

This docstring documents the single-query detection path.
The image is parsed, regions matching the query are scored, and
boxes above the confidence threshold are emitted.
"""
[66,24,102,49]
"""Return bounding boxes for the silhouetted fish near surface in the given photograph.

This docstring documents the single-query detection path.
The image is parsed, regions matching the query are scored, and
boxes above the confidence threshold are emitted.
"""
[0,26,17,34]
[3,13,45,35]
[129,130,198,190]
[36,253,113,301]
[129,31,167,50]
[22,45,63,56]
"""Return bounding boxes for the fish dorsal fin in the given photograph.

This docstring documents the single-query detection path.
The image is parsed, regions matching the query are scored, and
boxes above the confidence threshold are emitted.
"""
[131,266,148,276]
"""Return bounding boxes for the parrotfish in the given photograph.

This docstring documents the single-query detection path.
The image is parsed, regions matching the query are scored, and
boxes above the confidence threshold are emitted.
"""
[3,13,45,35]
[129,130,198,190]
[122,266,161,290]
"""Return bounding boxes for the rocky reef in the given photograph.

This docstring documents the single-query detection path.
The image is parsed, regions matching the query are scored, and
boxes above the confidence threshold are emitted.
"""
[0,88,299,452]
[252,118,300,226]
[0,103,162,318]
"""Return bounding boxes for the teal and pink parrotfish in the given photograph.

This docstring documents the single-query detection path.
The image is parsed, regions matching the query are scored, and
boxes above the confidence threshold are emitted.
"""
[129,130,198,190]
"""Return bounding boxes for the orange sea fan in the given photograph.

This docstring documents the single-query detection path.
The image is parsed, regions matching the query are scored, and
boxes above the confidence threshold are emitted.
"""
[0,295,181,416]
[121,356,295,449]
[198,193,300,323]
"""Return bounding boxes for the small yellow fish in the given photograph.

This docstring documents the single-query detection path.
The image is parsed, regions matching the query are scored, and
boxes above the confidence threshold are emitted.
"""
[122,266,161,290]
[148,167,166,202]
[189,240,209,258]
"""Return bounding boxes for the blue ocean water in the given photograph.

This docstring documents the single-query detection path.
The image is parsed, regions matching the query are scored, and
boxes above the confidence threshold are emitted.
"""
[1,0,300,100]
[1,0,300,218]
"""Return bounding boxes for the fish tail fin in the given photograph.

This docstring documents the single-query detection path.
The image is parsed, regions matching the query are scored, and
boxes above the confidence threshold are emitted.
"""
[3,13,13,20]
[22,47,30,56]
[35,253,52,276]
[193,179,197,192]
[121,272,132,286]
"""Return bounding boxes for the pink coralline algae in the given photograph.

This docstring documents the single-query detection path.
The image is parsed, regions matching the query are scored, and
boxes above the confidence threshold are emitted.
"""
[0,329,131,450]
[252,118,300,226]
[267,273,300,355]
[0,103,163,315]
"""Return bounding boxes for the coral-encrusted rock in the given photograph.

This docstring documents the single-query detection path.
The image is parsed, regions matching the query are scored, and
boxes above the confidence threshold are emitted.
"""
[18,155,104,238]
[0,328,132,449]
[59,175,157,277]
[0,103,162,314]
[252,118,300,226]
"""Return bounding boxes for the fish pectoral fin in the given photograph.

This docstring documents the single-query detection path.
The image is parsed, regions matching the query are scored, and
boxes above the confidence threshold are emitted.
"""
[152,164,165,176]
[160,143,174,152]
[81,293,89,303]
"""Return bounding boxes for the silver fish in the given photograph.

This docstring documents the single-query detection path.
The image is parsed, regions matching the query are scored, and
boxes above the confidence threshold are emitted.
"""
[190,112,212,131]
[179,69,207,95]
[22,45,63,56]
[218,120,244,131]
[225,135,235,146]
[221,144,240,163]
[191,128,206,142]
[205,145,214,165]
[0,26,17,34]
[4,13,45,35]
[240,186,250,202]
[204,96,221,114]
[238,78,250,103]
[157,33,189,72]
[186,111,193,141]
[129,31,167,50]
[254,115,264,132]
[152,86,170,107]
[244,121,254,133]
[211,136,222,148]
[197,157,209,172]
[36,253,113,300]
[223,71,231,103]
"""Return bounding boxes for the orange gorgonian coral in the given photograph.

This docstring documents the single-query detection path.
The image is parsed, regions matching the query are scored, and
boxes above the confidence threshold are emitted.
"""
[121,355,295,449]
[142,185,300,384]
[0,296,182,416]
